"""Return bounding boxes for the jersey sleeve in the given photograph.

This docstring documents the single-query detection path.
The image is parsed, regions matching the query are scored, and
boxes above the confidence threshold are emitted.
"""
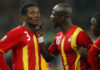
[76,31,93,49]
[88,37,100,56]
[88,37,100,70]
[48,35,59,57]
[94,37,100,48]
[89,37,100,53]
[0,28,22,53]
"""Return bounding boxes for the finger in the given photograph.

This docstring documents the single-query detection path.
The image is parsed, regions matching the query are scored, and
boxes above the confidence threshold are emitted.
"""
[40,19,46,29]
[38,20,45,31]
[41,18,46,25]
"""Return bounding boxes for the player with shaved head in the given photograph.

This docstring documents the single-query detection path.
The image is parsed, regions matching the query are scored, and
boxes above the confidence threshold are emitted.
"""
[88,13,100,70]
[38,3,93,70]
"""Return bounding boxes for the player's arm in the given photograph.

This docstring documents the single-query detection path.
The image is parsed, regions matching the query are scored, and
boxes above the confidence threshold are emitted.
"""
[0,29,22,70]
[39,42,56,62]
[36,32,57,62]
[37,34,59,62]
[89,37,100,56]
[0,34,12,70]
[0,51,11,70]
[93,37,100,51]
[88,37,100,70]
[35,19,57,62]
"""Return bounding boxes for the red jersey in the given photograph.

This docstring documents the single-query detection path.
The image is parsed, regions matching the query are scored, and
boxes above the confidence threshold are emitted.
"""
[88,37,100,70]
[48,25,93,70]
[0,25,41,70]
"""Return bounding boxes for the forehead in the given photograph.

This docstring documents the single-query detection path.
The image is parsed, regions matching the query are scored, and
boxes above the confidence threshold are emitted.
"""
[52,6,64,15]
[53,5,60,11]
[27,6,39,12]
[53,5,63,12]
[52,5,72,15]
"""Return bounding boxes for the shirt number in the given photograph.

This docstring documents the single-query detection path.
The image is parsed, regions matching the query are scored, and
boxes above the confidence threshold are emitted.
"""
[24,31,31,41]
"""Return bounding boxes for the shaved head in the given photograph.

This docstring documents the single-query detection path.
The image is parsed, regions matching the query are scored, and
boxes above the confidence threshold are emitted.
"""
[92,13,100,26]
[50,3,73,28]
[91,13,100,37]
[53,3,72,17]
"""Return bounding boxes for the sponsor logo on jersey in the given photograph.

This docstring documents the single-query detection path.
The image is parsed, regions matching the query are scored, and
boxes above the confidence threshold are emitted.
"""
[68,37,72,42]
[1,35,7,41]
[56,35,62,45]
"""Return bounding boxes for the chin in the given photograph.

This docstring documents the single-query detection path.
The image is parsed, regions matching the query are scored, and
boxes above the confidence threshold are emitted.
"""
[29,23,39,27]
[33,22,40,26]
[35,23,39,26]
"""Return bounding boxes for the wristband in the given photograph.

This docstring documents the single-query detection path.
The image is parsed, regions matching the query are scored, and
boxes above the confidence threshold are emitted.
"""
[38,36,44,43]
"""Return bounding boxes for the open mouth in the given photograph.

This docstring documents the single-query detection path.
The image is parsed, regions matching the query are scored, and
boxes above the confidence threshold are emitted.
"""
[33,18,40,22]
[31,18,40,24]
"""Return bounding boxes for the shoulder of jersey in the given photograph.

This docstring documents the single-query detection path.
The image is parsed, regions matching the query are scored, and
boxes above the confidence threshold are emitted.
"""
[7,26,24,36]
[98,37,100,41]
[56,32,63,37]
[96,37,100,43]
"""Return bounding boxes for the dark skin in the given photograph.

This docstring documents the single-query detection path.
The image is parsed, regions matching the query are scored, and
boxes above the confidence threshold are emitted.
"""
[91,17,100,37]
[22,6,55,62]
[50,4,73,32]
[36,4,73,62]
[0,6,47,70]
[37,3,88,62]
[22,6,40,32]
[88,15,100,70]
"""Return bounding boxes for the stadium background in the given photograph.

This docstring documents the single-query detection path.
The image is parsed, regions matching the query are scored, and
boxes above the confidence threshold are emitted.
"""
[0,0,100,70]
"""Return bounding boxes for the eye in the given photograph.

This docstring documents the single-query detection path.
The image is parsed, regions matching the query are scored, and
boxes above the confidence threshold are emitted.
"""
[31,11,35,15]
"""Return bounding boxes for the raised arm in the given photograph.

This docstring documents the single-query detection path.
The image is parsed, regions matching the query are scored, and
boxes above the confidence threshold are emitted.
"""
[39,42,55,62]
[35,19,56,62]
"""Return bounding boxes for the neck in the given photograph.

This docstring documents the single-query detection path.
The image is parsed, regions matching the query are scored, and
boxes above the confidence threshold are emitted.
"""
[59,19,73,33]
[22,21,36,32]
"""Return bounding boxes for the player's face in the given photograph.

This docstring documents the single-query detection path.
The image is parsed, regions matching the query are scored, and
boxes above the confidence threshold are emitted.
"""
[25,6,40,25]
[91,18,100,37]
[50,9,61,28]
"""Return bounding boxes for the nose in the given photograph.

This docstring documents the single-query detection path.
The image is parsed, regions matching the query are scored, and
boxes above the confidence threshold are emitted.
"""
[35,13,40,18]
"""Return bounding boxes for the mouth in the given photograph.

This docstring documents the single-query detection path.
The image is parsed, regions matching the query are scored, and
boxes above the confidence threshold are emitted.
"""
[32,19,40,24]
[33,18,40,21]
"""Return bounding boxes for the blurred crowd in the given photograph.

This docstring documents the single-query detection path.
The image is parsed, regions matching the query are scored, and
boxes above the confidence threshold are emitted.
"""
[0,0,100,70]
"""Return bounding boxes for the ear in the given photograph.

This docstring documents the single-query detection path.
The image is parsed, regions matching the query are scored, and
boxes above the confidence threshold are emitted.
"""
[21,15,27,20]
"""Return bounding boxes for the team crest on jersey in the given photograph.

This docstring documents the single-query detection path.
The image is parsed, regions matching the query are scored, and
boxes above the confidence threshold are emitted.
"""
[68,37,72,42]
[1,35,7,41]
[56,35,62,45]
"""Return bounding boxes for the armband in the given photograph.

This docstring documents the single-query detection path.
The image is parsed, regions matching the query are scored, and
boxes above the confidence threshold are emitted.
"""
[38,36,44,43]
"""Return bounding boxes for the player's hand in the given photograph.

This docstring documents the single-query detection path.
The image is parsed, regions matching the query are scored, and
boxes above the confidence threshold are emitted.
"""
[35,19,45,37]
[79,47,88,60]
